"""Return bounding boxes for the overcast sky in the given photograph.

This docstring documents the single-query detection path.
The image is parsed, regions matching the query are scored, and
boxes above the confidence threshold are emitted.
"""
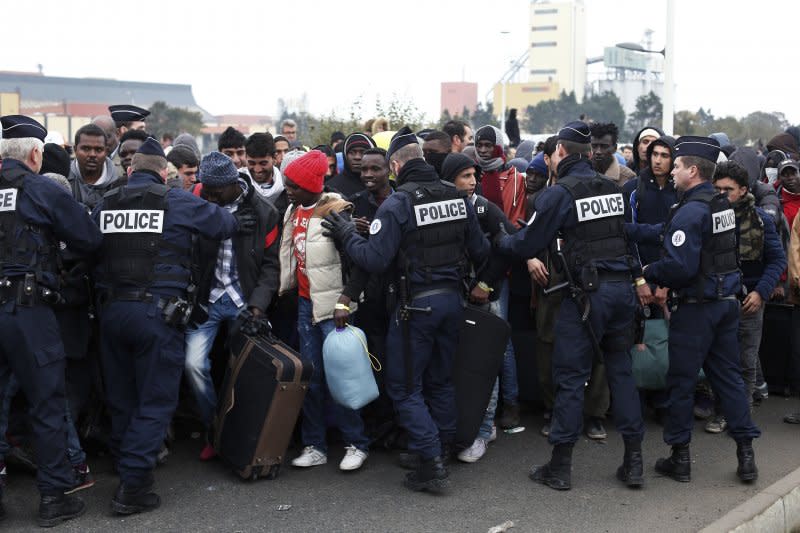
[3,0,797,125]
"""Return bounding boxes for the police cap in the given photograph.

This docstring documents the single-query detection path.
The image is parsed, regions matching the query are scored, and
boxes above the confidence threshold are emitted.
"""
[108,104,150,123]
[0,115,47,141]
[673,135,721,163]
[387,126,418,161]
[557,121,591,144]
[137,136,166,158]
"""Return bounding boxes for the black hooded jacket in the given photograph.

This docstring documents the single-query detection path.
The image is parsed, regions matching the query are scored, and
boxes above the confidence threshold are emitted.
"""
[627,125,665,174]
[326,134,375,198]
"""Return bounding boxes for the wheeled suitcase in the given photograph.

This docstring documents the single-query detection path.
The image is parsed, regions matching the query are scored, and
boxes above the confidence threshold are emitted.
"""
[454,305,511,449]
[215,330,312,480]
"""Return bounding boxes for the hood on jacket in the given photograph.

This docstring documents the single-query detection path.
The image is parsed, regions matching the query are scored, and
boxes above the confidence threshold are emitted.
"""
[629,125,665,171]
[730,146,762,187]
[340,133,376,175]
[766,132,799,160]
[643,135,676,178]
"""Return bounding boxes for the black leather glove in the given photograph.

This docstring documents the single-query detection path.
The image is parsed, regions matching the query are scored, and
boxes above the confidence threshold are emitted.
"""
[321,210,356,245]
[493,221,510,248]
[239,309,271,337]
[237,210,258,235]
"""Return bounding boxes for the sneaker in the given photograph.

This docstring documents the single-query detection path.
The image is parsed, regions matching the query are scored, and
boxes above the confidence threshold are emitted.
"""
[457,438,488,463]
[783,413,800,424]
[156,442,170,466]
[489,425,497,443]
[586,417,607,440]
[704,415,728,434]
[541,421,551,437]
[199,443,217,461]
[753,382,768,405]
[64,464,95,495]
[693,384,714,420]
[339,445,367,471]
[291,446,327,468]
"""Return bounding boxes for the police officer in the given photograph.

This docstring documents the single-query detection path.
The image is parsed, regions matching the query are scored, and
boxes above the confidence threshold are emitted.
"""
[322,126,489,492]
[642,136,760,483]
[92,138,237,514]
[496,121,650,491]
[0,115,103,526]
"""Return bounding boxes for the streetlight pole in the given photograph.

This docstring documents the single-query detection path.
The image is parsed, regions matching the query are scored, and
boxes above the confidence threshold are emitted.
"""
[500,31,510,139]
[662,0,675,134]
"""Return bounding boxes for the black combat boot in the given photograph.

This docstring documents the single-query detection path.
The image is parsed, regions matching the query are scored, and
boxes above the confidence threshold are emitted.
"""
[736,439,758,483]
[404,456,450,492]
[616,438,644,488]
[655,443,691,482]
[111,482,161,515]
[399,443,451,470]
[398,452,420,470]
[37,493,85,527]
[529,443,573,491]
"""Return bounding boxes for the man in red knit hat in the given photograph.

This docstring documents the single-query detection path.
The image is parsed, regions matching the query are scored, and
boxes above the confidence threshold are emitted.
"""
[278,150,370,471]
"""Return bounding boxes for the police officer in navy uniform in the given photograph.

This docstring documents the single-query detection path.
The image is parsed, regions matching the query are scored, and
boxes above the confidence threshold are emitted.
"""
[322,126,490,492]
[643,136,760,483]
[92,138,237,514]
[0,115,103,526]
[496,121,651,491]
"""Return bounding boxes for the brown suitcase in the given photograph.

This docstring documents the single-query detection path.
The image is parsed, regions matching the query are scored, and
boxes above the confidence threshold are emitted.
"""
[214,330,312,480]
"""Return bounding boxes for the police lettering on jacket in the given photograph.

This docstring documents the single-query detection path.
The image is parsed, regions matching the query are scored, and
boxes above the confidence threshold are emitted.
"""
[0,189,17,212]
[712,208,736,234]
[414,198,467,226]
[575,193,624,222]
[100,210,164,233]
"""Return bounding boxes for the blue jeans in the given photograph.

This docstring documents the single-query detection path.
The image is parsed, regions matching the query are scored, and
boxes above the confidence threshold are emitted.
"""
[0,375,84,467]
[493,280,519,404]
[478,280,518,438]
[297,297,368,453]
[185,292,243,428]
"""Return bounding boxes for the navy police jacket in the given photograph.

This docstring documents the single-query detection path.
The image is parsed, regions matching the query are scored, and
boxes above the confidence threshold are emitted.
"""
[644,181,740,299]
[92,171,238,298]
[0,158,102,288]
[342,159,489,289]
[497,158,640,276]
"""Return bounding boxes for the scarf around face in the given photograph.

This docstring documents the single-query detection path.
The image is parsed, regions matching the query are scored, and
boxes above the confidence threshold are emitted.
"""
[475,125,505,172]
[733,193,763,262]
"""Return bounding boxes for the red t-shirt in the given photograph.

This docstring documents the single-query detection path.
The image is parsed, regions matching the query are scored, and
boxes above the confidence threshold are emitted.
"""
[292,205,315,299]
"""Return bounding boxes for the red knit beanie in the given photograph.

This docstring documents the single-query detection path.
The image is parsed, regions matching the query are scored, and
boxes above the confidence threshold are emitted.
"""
[284,150,327,193]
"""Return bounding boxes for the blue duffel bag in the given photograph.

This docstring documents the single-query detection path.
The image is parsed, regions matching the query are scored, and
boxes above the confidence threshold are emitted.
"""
[322,325,380,410]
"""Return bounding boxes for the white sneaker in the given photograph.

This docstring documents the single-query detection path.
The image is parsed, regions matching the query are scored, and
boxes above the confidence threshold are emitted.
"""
[457,438,488,463]
[292,446,327,468]
[339,445,368,471]
[489,424,497,442]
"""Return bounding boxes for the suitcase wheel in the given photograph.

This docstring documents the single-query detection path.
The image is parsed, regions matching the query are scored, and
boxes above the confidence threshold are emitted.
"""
[249,467,262,481]
[265,464,280,480]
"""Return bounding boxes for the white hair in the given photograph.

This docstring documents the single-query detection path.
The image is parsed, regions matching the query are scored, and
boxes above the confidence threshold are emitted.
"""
[0,137,43,161]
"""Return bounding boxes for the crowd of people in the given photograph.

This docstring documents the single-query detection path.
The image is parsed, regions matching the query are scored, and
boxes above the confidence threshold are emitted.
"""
[1,103,800,527]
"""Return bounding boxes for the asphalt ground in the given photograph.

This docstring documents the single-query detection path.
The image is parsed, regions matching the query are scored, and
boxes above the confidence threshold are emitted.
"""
[3,396,800,533]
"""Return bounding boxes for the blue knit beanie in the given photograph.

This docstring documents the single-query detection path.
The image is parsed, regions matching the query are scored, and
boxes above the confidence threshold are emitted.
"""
[200,151,239,187]
[527,152,548,175]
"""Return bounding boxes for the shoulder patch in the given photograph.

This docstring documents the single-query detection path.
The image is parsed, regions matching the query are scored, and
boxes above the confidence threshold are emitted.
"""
[369,219,382,235]
[671,230,686,247]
